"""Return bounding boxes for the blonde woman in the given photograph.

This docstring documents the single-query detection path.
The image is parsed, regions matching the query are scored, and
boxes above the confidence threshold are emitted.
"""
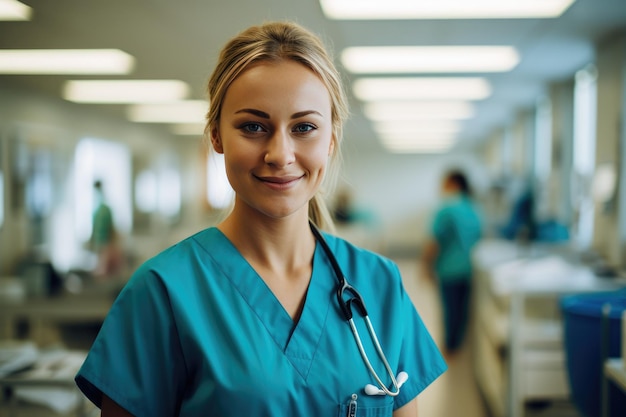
[75,21,446,417]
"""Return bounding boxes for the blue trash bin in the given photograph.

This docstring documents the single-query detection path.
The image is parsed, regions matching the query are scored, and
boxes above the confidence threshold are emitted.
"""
[561,289,626,417]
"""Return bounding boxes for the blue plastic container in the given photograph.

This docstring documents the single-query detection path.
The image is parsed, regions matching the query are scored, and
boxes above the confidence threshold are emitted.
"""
[561,289,626,417]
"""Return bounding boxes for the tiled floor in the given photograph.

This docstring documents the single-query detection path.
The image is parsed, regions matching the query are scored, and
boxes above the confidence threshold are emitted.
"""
[1,257,584,417]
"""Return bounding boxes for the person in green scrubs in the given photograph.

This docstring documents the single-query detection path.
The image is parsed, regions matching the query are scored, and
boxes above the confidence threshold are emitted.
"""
[90,180,122,277]
[75,21,446,417]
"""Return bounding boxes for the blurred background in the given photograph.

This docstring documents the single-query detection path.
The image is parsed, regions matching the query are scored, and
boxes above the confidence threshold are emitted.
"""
[1,1,626,416]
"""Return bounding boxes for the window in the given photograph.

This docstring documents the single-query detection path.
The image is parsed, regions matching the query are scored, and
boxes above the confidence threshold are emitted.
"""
[73,138,132,243]
[157,167,181,219]
[135,170,158,213]
[571,65,598,249]
[206,151,233,210]
[533,97,552,182]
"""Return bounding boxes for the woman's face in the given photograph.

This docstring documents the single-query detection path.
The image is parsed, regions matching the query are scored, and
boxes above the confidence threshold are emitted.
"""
[213,59,334,220]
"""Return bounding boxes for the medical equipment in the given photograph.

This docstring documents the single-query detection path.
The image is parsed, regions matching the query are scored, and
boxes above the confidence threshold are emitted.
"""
[310,222,409,397]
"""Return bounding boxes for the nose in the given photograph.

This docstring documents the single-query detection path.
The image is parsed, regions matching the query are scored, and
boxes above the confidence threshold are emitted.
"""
[264,130,295,168]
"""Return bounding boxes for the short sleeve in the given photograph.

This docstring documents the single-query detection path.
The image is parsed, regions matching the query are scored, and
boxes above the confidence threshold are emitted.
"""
[75,265,188,416]
[389,262,447,409]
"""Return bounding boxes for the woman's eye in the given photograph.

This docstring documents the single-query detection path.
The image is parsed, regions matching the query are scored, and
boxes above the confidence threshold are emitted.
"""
[242,123,265,133]
[293,123,316,133]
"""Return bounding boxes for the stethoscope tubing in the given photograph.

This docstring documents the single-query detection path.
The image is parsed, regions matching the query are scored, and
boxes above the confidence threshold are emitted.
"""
[348,316,401,396]
[309,222,402,397]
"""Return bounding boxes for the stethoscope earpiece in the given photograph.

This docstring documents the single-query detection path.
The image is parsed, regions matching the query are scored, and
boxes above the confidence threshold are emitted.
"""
[364,372,409,396]
[364,384,385,396]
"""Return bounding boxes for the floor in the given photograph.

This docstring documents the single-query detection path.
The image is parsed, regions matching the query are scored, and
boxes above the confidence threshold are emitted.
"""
[397,257,489,417]
[1,257,584,417]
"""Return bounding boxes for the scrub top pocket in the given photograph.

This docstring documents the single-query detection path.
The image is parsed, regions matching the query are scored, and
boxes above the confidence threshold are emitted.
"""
[337,397,394,417]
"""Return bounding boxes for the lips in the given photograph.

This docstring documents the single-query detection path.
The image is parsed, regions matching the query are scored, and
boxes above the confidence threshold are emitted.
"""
[255,174,303,189]
[258,175,302,184]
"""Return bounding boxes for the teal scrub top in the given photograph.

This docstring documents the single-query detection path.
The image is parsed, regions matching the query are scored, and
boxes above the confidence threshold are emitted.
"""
[431,195,482,282]
[75,227,446,417]
[91,203,114,250]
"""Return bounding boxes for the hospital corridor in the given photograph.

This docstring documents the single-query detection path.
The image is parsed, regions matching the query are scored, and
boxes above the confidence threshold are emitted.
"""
[2,0,626,416]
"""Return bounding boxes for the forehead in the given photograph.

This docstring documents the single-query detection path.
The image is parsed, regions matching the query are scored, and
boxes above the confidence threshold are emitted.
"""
[222,59,331,111]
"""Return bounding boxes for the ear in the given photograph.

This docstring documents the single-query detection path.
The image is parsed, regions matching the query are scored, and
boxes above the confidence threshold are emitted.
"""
[211,127,224,154]
[328,136,336,156]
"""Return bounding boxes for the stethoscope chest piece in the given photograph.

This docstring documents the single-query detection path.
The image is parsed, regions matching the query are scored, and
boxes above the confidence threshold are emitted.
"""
[309,222,409,397]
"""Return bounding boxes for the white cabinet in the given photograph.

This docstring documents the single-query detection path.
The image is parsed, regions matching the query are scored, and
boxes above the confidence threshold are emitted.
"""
[471,239,626,417]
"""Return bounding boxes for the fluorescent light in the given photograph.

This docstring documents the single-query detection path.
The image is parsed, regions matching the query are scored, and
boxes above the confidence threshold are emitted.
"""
[171,123,206,136]
[127,100,208,123]
[382,135,456,144]
[378,130,457,145]
[380,134,457,153]
[320,0,576,20]
[0,49,134,74]
[374,120,461,135]
[353,77,491,101]
[384,144,454,153]
[383,141,456,153]
[364,101,475,120]
[0,0,32,21]
[342,46,519,74]
[63,80,189,103]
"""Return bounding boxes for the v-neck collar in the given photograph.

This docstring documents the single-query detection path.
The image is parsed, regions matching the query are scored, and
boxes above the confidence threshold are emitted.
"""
[196,227,335,380]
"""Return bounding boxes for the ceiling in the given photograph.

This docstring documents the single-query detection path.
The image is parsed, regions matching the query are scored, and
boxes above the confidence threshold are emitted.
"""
[1,0,625,154]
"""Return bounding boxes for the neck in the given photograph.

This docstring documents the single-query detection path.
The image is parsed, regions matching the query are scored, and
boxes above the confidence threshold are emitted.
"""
[218,206,315,279]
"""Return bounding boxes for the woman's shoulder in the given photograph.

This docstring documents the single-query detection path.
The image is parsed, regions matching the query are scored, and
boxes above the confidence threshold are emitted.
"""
[321,232,399,275]
[131,227,221,281]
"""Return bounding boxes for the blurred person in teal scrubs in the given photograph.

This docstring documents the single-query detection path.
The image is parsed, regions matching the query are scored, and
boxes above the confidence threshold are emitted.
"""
[75,21,446,417]
[423,169,482,356]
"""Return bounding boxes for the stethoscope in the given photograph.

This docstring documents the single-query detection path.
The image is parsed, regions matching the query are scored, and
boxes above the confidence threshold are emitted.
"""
[309,222,409,397]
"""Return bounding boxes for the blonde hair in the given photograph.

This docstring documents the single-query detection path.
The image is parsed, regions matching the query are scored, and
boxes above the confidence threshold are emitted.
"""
[205,21,349,231]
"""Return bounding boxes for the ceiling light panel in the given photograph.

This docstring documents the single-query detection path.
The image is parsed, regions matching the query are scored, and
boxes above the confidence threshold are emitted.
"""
[374,120,461,135]
[381,135,456,144]
[63,80,189,103]
[127,100,209,123]
[320,0,576,20]
[382,140,456,153]
[0,49,134,74]
[0,0,32,21]
[380,133,456,151]
[171,123,206,136]
[353,77,491,101]
[342,46,519,74]
[364,101,475,120]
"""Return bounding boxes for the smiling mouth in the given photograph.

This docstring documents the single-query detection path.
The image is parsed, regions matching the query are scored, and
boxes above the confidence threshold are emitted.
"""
[259,175,301,183]
[256,175,303,188]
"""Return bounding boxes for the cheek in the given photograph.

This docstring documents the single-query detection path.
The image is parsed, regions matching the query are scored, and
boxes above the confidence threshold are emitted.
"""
[308,128,334,167]
[305,146,331,174]
[221,148,247,182]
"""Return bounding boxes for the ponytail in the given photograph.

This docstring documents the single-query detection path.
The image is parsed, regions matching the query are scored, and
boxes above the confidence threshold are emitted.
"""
[309,194,336,233]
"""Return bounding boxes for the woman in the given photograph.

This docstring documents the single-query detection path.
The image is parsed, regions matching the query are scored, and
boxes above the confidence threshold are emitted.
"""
[75,21,446,416]
[423,170,482,356]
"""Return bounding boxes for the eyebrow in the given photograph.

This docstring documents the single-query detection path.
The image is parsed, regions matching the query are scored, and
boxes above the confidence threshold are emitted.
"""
[234,108,323,119]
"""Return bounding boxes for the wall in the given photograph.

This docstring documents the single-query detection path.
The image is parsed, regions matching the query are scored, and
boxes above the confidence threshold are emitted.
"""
[340,143,489,255]
[592,32,626,266]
